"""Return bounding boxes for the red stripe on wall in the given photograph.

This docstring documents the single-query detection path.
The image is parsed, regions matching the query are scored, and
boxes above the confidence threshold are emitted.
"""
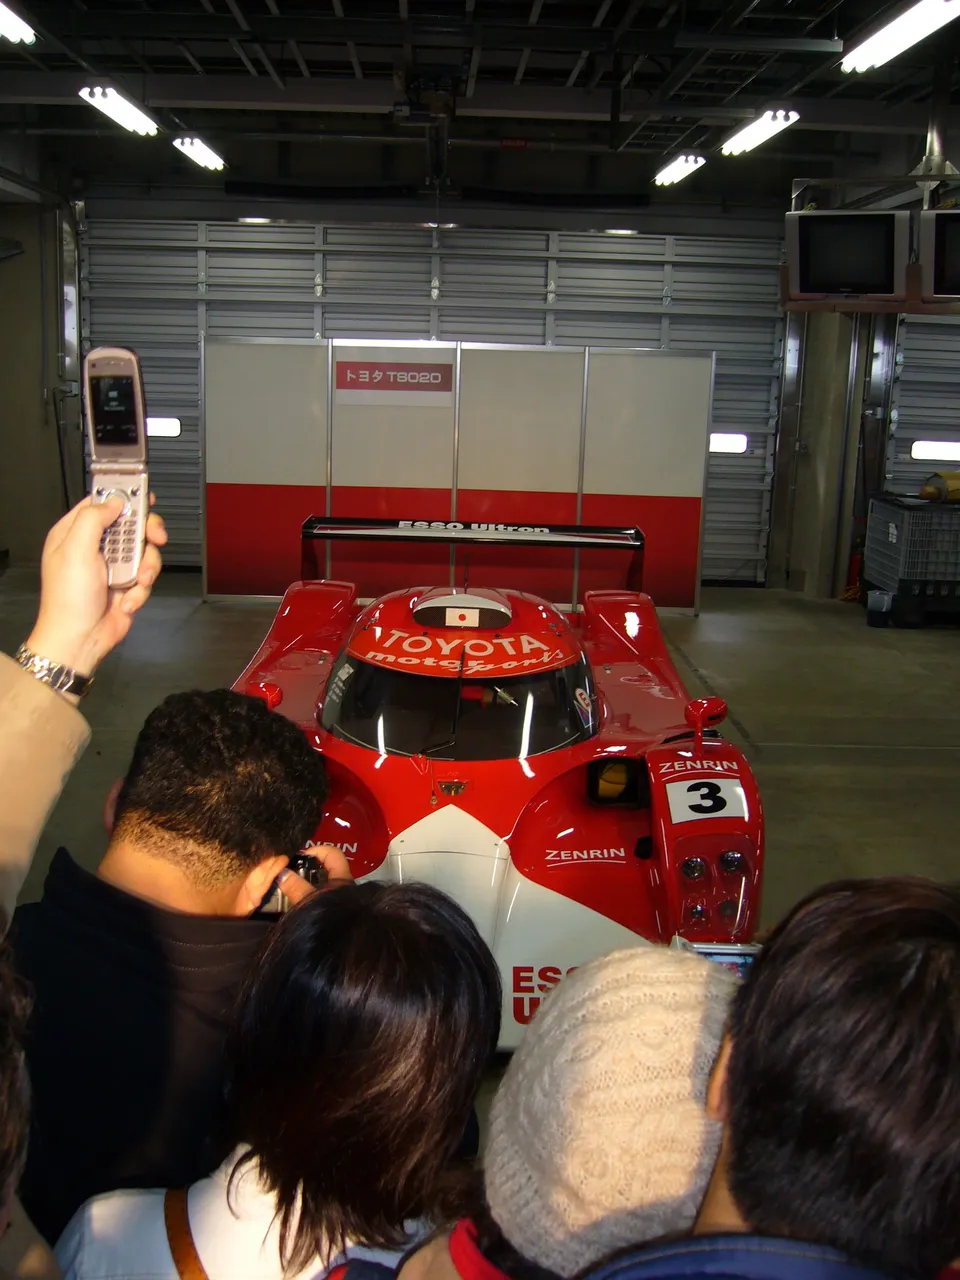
[206,483,327,596]
[455,490,578,525]
[330,486,452,521]
[580,494,701,608]
[206,485,702,608]
[330,486,452,596]
[454,490,579,602]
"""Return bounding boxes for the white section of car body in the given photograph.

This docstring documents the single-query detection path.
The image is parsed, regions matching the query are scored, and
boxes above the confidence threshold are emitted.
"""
[385,806,511,948]
[490,862,642,1048]
[361,804,641,1049]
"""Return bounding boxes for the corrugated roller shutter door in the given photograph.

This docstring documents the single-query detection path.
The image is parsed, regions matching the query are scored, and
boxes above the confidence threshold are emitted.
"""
[890,316,960,493]
[81,220,781,578]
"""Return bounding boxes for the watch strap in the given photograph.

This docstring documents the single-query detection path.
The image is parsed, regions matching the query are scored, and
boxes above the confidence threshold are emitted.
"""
[14,644,93,700]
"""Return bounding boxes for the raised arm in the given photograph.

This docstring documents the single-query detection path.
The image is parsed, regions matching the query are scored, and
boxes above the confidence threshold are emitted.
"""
[0,498,166,930]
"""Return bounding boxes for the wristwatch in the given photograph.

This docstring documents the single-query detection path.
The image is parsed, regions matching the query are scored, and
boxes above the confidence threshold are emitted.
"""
[14,644,94,701]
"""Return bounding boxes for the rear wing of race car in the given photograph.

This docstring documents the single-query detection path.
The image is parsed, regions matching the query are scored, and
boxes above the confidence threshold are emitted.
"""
[300,516,645,605]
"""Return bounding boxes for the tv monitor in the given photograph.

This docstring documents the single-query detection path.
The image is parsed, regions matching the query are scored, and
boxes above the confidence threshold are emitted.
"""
[919,210,960,299]
[785,211,910,300]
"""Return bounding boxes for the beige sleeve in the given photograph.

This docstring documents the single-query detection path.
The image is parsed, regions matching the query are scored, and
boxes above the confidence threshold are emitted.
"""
[0,654,90,933]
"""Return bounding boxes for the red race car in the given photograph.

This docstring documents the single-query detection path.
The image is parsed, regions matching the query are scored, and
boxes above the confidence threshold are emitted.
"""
[235,518,763,1047]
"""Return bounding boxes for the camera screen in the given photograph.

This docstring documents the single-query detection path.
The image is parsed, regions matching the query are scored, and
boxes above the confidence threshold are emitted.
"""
[91,375,140,447]
[696,945,758,980]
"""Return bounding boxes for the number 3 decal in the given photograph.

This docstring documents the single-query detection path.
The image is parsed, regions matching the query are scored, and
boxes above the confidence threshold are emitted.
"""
[686,781,727,814]
[665,776,747,824]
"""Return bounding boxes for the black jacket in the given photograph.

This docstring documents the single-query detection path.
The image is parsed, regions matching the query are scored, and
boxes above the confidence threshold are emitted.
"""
[11,848,274,1244]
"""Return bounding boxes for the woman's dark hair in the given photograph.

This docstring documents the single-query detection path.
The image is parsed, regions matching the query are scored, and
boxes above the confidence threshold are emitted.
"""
[726,877,960,1280]
[227,882,501,1272]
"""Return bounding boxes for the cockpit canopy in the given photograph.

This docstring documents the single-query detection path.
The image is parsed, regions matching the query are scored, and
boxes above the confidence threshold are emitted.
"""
[320,652,598,762]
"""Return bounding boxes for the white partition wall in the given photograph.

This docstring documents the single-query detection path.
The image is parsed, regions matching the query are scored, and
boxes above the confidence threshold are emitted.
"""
[204,340,713,606]
[581,351,714,604]
[457,347,585,508]
[329,342,457,593]
[205,340,327,594]
[456,347,585,600]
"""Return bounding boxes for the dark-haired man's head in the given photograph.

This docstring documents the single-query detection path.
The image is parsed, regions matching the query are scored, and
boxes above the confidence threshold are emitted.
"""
[228,881,502,1273]
[98,689,327,916]
[699,876,960,1280]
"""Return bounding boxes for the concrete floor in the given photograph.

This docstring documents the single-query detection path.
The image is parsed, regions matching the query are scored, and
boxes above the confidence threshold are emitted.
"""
[2,566,957,924]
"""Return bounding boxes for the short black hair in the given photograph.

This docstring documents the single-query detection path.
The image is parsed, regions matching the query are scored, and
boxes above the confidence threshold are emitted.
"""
[726,877,960,1280]
[114,689,328,886]
[227,882,502,1272]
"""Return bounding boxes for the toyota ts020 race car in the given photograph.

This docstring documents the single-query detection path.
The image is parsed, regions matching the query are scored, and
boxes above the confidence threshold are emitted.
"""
[234,518,763,1047]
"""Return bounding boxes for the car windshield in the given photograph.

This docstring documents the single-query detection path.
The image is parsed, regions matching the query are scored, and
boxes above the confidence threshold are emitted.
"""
[321,652,598,762]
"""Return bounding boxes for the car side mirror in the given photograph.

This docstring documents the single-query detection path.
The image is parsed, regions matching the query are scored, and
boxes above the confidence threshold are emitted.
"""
[684,696,727,750]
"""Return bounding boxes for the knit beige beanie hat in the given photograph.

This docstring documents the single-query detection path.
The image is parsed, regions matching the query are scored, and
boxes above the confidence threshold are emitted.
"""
[484,944,739,1278]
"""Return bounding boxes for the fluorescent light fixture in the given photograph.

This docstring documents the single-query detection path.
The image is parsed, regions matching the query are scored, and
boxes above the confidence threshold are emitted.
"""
[654,155,705,186]
[842,0,960,73]
[146,417,181,438]
[239,216,271,224]
[710,432,749,454]
[79,86,158,136]
[605,228,638,235]
[0,1,35,43]
[911,439,960,461]
[173,136,225,171]
[722,110,799,156]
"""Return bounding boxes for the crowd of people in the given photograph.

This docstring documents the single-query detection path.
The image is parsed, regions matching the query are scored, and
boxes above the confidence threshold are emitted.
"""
[1,495,959,1280]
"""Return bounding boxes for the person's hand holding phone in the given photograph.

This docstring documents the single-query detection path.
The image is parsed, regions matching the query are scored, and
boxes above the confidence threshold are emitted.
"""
[277,844,355,907]
[25,496,167,696]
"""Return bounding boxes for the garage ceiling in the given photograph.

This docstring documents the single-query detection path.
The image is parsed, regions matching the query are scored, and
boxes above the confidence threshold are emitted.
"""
[1,0,958,211]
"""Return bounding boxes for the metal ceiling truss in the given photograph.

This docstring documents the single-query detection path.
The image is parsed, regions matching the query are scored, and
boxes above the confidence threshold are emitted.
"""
[0,0,952,192]
[0,72,950,140]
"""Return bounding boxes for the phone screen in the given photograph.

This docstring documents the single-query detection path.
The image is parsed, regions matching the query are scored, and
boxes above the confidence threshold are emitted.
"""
[91,375,140,447]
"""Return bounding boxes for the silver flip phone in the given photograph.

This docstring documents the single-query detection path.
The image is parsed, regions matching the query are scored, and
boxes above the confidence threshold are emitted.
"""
[83,346,149,590]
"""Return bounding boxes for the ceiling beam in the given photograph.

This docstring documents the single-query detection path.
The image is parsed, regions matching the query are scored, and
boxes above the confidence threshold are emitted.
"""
[230,37,259,76]
[0,71,942,137]
[328,0,361,77]
[288,39,310,78]
[616,0,763,151]
[514,0,543,87]
[465,44,481,97]
[223,0,250,32]
[177,41,206,75]
[18,9,843,56]
[251,40,284,88]
[568,0,615,88]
